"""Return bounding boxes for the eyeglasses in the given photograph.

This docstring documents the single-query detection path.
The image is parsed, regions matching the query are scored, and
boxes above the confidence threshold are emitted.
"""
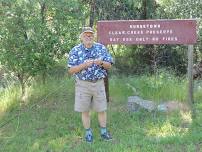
[83,33,94,38]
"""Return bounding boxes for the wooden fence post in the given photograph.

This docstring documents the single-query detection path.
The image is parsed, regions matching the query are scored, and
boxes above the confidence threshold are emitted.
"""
[188,45,195,118]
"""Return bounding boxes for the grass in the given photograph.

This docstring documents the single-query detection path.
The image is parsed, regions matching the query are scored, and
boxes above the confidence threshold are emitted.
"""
[0,73,202,152]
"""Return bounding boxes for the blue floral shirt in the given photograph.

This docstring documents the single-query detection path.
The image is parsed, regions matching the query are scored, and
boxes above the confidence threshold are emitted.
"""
[68,43,113,81]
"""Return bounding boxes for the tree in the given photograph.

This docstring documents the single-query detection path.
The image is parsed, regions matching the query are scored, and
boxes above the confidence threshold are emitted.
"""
[157,0,202,62]
[0,0,84,98]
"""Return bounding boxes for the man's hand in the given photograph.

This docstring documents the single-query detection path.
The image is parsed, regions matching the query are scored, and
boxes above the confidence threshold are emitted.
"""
[68,59,94,75]
[93,59,103,66]
[94,59,112,70]
[84,59,94,67]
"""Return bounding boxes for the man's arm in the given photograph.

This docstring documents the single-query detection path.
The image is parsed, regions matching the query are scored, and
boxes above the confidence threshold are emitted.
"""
[68,63,86,75]
[94,59,112,70]
[101,61,112,70]
[68,60,94,75]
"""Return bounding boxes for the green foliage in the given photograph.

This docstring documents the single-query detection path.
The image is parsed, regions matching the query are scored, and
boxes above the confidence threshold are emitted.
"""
[110,70,187,102]
[112,45,188,75]
[0,85,21,114]
[0,0,84,95]
[96,0,142,20]
[157,0,202,62]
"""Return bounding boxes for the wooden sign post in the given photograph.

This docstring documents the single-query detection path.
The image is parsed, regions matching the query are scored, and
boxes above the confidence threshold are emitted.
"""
[188,45,195,117]
[97,19,197,116]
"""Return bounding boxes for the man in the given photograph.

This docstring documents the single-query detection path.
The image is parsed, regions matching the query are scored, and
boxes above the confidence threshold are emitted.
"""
[68,27,113,143]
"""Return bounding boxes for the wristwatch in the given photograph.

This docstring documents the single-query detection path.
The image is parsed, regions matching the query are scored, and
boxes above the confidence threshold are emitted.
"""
[100,61,104,66]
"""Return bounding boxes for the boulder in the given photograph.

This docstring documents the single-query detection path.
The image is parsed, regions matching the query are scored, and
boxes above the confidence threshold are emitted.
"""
[128,96,189,112]
[128,96,157,112]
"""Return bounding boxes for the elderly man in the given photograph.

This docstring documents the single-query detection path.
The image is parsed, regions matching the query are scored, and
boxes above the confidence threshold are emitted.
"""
[68,27,113,143]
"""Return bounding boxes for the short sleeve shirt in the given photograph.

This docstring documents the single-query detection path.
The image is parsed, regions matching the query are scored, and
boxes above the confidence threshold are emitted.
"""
[68,43,113,81]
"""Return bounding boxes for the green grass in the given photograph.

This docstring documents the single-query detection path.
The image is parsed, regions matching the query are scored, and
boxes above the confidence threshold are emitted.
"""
[0,73,202,152]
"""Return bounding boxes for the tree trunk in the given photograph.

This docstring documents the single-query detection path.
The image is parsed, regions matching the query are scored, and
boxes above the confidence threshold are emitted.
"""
[21,82,25,99]
[89,0,95,27]
[40,2,47,84]
[42,71,46,84]
[40,2,46,24]
[17,73,25,98]
[142,0,147,19]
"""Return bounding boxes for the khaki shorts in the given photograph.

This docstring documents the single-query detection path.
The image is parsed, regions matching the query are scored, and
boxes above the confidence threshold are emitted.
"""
[74,79,107,112]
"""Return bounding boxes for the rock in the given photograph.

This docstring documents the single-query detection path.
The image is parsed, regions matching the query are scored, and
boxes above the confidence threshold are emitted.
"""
[157,104,168,112]
[128,96,189,113]
[128,96,157,112]
[158,101,189,112]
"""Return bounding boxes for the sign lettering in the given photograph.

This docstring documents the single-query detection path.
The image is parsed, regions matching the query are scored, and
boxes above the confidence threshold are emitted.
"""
[97,20,197,44]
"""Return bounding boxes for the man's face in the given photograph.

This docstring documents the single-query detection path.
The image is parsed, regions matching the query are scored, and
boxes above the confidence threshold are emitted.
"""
[81,32,94,46]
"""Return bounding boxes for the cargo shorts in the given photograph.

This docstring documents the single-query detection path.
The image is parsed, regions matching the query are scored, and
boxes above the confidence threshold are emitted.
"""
[74,78,107,112]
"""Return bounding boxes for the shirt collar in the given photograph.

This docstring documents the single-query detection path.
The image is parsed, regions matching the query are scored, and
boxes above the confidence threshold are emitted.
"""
[81,43,95,51]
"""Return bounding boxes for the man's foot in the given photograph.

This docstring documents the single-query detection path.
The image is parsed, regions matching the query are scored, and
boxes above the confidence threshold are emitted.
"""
[85,128,93,143]
[85,133,93,143]
[101,131,112,141]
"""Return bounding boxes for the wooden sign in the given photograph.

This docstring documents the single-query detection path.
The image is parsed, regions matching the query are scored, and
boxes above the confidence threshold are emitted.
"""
[97,19,197,45]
